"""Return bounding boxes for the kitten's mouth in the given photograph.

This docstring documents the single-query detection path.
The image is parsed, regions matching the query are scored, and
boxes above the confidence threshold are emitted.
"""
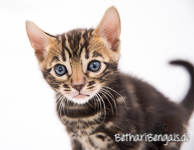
[73,94,90,99]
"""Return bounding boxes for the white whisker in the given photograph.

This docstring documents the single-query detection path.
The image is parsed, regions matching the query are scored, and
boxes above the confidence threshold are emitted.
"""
[94,94,103,121]
[96,93,106,124]
[58,100,66,125]
[100,88,118,116]
[90,46,106,52]
[99,90,114,115]
[89,40,101,50]
[46,40,61,55]
[50,49,60,56]
[102,86,128,110]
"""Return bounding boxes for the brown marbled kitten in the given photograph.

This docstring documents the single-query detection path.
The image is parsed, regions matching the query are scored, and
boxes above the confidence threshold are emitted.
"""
[26,6,194,150]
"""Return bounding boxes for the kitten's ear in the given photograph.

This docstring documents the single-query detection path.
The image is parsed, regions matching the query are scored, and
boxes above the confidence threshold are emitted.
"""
[26,21,55,63]
[93,6,121,51]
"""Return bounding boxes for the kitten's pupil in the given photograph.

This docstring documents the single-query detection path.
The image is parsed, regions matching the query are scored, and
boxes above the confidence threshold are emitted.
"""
[59,67,62,72]
[93,63,98,68]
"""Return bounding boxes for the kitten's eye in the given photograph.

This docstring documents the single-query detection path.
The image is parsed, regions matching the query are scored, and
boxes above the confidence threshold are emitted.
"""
[54,64,67,76]
[88,61,101,72]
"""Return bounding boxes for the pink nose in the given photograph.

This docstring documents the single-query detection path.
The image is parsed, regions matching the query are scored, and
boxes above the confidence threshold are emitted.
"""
[72,84,84,92]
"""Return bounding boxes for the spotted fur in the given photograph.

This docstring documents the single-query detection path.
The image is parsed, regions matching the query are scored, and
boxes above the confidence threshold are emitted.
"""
[26,6,194,150]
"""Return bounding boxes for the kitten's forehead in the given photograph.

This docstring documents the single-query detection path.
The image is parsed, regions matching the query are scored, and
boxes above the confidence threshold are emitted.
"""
[59,28,117,65]
[61,28,94,60]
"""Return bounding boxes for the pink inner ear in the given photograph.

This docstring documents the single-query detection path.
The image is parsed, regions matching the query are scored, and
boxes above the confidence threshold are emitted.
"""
[31,36,47,53]
[103,24,119,46]
[99,8,120,48]
[26,21,49,59]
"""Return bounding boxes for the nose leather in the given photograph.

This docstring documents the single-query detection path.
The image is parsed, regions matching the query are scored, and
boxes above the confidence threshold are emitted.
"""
[72,84,84,92]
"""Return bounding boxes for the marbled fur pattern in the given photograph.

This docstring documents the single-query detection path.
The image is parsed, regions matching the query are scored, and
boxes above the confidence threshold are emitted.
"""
[26,6,194,150]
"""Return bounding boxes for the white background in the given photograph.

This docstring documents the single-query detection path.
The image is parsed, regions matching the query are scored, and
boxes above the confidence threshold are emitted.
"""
[0,0,194,149]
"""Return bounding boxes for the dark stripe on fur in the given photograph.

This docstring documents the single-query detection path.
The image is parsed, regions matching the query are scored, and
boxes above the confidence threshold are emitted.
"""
[92,51,103,58]
[64,47,72,59]
[88,137,98,149]
[51,56,60,64]
[88,81,95,86]
[63,84,70,88]
[61,34,66,61]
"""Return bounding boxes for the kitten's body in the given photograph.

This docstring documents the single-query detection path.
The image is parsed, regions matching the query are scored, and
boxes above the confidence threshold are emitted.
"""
[57,68,190,150]
[26,7,194,150]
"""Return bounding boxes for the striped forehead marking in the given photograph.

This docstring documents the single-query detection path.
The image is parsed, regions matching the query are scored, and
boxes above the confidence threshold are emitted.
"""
[60,29,94,60]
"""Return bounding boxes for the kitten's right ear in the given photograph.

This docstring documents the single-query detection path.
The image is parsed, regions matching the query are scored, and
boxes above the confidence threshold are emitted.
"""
[93,6,121,52]
[26,21,54,63]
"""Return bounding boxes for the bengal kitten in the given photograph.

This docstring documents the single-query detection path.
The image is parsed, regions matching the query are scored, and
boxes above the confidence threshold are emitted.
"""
[26,6,194,150]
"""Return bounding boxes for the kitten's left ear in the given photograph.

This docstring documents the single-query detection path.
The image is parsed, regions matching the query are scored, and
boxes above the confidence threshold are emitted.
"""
[26,21,55,63]
[93,6,121,51]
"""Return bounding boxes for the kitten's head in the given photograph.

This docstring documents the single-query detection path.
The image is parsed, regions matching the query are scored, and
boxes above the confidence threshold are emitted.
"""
[26,7,121,104]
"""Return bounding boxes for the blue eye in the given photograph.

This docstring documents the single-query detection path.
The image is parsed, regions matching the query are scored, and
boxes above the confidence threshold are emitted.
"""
[88,61,101,72]
[54,64,67,76]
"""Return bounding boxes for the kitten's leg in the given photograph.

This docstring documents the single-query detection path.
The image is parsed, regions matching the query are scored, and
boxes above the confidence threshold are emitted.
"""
[71,139,83,150]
